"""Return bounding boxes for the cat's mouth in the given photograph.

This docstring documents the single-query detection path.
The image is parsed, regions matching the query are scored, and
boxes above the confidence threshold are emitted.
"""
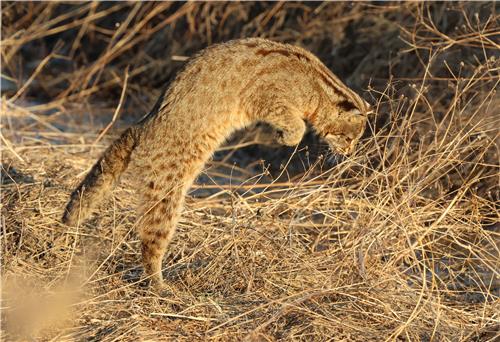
[325,137,354,156]
[326,132,363,156]
[328,144,352,156]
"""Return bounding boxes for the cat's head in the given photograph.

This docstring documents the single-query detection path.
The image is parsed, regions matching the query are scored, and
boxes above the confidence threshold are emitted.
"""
[312,96,372,155]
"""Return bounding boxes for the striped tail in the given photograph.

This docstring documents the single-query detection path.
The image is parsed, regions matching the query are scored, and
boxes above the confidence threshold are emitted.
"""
[62,127,138,225]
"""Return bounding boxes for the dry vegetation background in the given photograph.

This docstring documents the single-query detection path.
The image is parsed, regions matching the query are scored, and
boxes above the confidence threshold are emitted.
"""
[1,1,499,341]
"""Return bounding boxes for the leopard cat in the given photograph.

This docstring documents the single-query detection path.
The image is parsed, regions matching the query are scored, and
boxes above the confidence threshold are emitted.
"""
[62,38,372,289]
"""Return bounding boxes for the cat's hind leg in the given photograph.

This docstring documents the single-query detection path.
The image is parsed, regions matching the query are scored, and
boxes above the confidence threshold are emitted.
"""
[136,178,184,289]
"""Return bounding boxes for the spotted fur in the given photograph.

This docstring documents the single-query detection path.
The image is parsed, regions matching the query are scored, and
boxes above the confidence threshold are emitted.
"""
[62,38,371,288]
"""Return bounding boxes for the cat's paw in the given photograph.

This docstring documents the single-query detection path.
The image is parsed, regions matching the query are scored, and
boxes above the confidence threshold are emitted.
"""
[151,280,172,297]
[275,127,304,146]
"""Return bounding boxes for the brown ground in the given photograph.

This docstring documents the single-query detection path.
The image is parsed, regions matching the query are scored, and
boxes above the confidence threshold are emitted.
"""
[1,2,499,341]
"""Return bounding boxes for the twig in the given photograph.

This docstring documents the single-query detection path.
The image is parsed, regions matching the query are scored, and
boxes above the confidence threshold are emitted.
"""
[150,312,215,322]
[93,66,129,145]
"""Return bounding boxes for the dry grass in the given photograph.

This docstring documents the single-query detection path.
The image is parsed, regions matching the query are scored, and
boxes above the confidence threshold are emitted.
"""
[1,2,499,341]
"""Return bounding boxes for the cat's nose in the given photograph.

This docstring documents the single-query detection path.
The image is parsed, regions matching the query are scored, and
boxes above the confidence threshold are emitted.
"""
[336,145,352,156]
[345,141,357,155]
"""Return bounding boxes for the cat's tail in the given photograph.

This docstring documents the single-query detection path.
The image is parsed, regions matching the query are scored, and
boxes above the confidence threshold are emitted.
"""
[62,126,138,225]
